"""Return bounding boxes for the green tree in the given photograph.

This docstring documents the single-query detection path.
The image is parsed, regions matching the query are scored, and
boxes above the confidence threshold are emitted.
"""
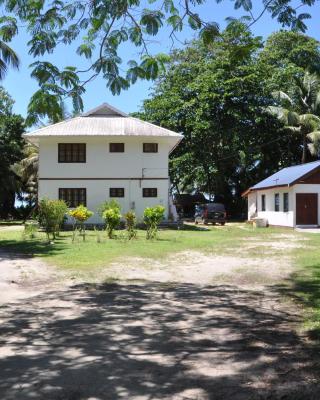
[268,72,320,164]
[136,24,303,215]
[0,1,315,121]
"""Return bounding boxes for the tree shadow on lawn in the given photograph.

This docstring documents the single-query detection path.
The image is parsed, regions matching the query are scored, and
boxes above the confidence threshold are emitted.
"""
[276,263,320,341]
[0,282,319,400]
[0,237,67,259]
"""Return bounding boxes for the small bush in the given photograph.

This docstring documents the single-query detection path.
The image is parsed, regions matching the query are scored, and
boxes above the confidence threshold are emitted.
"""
[143,205,165,240]
[102,208,121,239]
[98,199,121,217]
[23,221,38,239]
[38,198,68,241]
[68,205,94,242]
[124,210,137,240]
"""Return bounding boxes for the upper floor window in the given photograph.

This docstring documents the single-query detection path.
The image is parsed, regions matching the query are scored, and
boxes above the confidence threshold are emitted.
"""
[261,194,266,211]
[59,188,86,207]
[274,193,280,212]
[110,188,125,198]
[110,143,124,152]
[143,188,157,197]
[143,143,158,153]
[58,143,86,163]
[283,193,289,212]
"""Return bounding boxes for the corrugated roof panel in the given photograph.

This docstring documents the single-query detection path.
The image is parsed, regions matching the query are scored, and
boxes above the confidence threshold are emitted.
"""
[252,160,320,190]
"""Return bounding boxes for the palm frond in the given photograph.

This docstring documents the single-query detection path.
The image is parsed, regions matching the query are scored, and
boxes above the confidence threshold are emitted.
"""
[0,40,19,80]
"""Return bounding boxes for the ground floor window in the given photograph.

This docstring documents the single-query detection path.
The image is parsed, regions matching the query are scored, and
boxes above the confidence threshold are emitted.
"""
[283,193,289,212]
[261,194,266,211]
[110,188,125,197]
[274,193,280,212]
[59,188,86,207]
[143,188,157,197]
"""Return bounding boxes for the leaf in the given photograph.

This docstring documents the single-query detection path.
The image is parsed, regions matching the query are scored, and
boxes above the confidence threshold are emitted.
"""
[188,14,202,30]
[140,9,164,36]
[200,23,220,45]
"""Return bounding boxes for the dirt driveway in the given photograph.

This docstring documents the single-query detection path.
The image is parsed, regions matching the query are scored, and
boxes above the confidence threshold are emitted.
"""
[0,231,319,400]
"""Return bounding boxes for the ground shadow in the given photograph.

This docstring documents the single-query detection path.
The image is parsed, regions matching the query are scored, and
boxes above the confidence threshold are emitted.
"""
[0,281,319,400]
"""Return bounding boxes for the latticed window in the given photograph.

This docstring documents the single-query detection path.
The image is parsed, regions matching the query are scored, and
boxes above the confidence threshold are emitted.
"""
[143,143,158,153]
[143,188,157,197]
[58,143,86,163]
[109,143,124,152]
[109,188,125,197]
[59,188,86,207]
[274,193,280,212]
[283,193,289,212]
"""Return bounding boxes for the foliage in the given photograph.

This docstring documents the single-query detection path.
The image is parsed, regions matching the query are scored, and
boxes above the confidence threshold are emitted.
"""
[268,72,320,163]
[98,199,121,217]
[38,198,68,241]
[102,208,121,239]
[68,205,94,242]
[0,0,316,121]
[0,105,25,218]
[22,221,38,239]
[0,86,14,114]
[143,205,165,240]
[137,25,313,216]
[124,210,137,240]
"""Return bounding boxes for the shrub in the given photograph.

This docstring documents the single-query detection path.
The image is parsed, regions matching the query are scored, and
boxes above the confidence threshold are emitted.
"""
[38,198,68,241]
[102,208,121,238]
[143,205,165,240]
[98,199,121,217]
[68,205,94,242]
[124,210,137,240]
[22,221,38,239]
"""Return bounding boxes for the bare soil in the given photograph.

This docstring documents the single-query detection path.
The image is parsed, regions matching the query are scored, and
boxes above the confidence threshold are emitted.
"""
[0,231,319,400]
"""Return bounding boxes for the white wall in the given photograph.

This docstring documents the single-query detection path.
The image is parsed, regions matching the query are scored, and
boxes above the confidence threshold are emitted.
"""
[248,184,320,227]
[39,136,174,179]
[38,136,175,223]
[248,187,294,227]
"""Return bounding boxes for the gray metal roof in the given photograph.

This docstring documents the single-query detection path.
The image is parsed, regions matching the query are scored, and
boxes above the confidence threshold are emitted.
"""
[251,160,320,191]
[23,103,182,140]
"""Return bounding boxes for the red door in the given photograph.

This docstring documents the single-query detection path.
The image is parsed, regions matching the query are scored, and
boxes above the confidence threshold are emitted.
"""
[296,193,318,225]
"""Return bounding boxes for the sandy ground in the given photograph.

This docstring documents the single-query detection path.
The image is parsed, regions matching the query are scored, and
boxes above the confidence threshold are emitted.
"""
[0,230,319,399]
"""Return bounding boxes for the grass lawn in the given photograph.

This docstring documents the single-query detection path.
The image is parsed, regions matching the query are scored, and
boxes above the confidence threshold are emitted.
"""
[1,222,320,340]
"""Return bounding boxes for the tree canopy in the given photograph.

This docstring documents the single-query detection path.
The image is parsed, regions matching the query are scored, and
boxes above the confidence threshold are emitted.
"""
[0,0,317,122]
[135,26,319,215]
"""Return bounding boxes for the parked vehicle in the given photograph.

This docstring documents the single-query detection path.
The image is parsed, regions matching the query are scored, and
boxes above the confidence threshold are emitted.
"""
[194,203,226,225]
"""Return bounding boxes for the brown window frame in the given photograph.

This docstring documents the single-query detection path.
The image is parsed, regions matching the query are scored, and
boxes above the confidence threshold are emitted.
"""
[143,188,157,198]
[109,188,125,198]
[143,143,158,153]
[58,143,86,163]
[283,193,289,212]
[274,193,280,212]
[59,188,87,207]
[109,143,125,153]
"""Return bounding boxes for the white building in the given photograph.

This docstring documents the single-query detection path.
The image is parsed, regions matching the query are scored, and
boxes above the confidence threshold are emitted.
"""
[23,103,183,224]
[243,160,320,228]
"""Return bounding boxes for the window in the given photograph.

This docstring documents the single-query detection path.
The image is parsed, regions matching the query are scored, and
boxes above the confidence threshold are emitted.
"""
[110,188,124,198]
[283,193,289,212]
[261,194,266,211]
[143,143,158,153]
[143,188,157,197]
[59,188,86,207]
[109,143,124,152]
[58,143,86,163]
[274,193,280,212]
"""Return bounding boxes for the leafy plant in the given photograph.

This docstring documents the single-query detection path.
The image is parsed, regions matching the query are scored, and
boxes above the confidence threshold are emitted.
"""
[143,205,165,240]
[38,198,68,241]
[98,199,121,217]
[68,205,93,242]
[22,221,38,239]
[124,210,137,240]
[102,208,121,239]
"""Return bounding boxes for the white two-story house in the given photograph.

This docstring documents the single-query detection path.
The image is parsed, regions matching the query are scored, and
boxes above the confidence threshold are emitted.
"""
[23,103,183,224]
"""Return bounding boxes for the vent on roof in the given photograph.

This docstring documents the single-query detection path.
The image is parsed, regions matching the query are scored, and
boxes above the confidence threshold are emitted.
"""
[82,103,127,118]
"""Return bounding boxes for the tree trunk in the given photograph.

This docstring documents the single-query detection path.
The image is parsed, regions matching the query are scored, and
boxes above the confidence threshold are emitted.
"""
[302,133,307,164]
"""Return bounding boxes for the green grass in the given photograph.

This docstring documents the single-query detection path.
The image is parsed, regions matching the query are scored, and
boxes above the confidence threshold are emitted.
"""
[2,222,320,341]
[0,223,287,270]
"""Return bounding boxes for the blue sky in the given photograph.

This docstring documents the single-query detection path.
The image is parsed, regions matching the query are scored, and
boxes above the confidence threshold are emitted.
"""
[2,1,319,118]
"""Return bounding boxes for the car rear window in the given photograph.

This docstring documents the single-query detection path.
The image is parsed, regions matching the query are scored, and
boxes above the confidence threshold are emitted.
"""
[207,203,225,212]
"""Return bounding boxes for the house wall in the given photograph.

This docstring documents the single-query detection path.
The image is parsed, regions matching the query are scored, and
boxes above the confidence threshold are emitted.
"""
[38,136,176,222]
[248,184,320,227]
[248,187,294,227]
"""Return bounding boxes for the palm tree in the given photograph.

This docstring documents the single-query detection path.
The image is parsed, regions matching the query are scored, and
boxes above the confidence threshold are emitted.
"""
[268,72,320,163]
[0,40,19,80]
